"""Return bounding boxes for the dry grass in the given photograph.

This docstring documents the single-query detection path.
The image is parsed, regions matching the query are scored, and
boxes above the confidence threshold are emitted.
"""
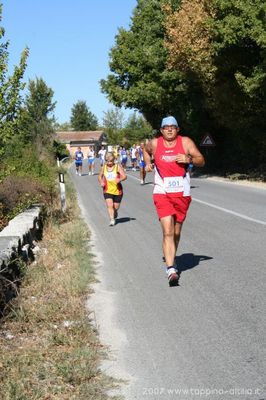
[0,178,122,399]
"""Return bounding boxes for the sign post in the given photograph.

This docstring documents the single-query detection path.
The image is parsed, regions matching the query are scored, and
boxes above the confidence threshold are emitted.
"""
[200,133,216,147]
[200,133,216,158]
[58,173,66,212]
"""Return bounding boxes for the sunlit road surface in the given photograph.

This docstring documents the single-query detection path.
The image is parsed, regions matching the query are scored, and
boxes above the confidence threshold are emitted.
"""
[72,163,266,400]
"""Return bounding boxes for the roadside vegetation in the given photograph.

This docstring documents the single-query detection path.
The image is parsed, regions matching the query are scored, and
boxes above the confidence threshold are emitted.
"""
[0,7,122,397]
[100,0,266,177]
[0,174,122,399]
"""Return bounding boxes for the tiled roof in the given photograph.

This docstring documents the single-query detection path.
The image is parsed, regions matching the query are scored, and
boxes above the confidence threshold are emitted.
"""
[56,131,104,142]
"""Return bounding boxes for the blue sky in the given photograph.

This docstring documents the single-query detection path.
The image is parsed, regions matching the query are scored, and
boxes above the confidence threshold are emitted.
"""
[1,0,137,124]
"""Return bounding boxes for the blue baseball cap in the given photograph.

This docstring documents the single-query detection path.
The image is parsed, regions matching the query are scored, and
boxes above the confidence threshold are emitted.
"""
[161,116,178,128]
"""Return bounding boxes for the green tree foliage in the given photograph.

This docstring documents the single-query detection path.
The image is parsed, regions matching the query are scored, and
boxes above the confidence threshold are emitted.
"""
[25,77,56,123]
[211,0,266,133]
[102,108,124,144]
[101,0,265,174]
[0,5,28,154]
[165,0,266,172]
[52,139,69,159]
[19,77,57,149]
[103,107,124,130]
[123,112,153,144]
[102,108,152,145]
[54,121,72,131]
[70,100,98,130]
[100,0,186,129]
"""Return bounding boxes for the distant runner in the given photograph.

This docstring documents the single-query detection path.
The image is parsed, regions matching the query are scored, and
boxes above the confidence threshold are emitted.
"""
[120,146,128,171]
[74,147,84,176]
[130,144,138,171]
[98,152,127,226]
[137,142,146,185]
[87,146,95,175]
[98,145,106,167]
[143,116,205,286]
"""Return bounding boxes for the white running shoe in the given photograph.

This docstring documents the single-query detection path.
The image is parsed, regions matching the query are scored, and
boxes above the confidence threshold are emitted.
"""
[76,170,78,175]
[140,179,144,185]
[109,219,115,226]
[167,267,179,287]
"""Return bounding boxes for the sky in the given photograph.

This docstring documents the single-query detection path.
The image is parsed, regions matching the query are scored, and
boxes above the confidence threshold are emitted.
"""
[1,0,137,125]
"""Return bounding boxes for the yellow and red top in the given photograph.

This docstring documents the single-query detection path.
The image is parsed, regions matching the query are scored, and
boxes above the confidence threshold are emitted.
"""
[103,164,123,195]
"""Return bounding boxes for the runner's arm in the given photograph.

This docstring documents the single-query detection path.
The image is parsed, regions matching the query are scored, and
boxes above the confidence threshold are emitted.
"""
[144,139,156,171]
[117,164,127,182]
[98,167,105,187]
[176,137,205,167]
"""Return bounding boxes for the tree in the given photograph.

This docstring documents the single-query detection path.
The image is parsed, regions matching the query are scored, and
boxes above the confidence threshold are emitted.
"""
[25,77,56,123]
[102,109,152,145]
[102,107,124,130]
[70,100,98,130]
[164,0,266,171]
[18,77,56,151]
[100,0,185,129]
[164,0,217,141]
[102,108,124,144]
[54,121,72,131]
[0,5,28,154]
[123,112,153,144]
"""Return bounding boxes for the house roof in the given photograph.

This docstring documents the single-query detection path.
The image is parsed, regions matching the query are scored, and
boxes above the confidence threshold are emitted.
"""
[56,130,105,143]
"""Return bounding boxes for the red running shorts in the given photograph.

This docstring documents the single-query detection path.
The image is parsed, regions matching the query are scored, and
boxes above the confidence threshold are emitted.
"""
[153,194,192,223]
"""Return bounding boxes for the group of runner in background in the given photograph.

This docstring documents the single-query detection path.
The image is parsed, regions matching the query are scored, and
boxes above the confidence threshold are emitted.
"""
[74,142,146,231]
[74,142,147,183]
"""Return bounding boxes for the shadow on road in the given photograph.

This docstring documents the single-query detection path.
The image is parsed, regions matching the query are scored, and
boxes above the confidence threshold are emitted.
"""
[142,181,154,185]
[116,217,136,224]
[80,173,99,177]
[176,253,213,273]
[168,253,213,287]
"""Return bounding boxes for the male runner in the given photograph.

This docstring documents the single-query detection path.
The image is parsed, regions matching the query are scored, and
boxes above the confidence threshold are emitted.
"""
[137,142,146,184]
[74,147,84,176]
[143,116,205,286]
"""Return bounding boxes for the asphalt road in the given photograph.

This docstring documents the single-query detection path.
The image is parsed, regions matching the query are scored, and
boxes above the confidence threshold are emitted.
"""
[71,161,266,400]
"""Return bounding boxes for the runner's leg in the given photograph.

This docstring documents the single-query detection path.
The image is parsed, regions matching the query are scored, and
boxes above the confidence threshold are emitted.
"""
[113,201,120,219]
[174,220,182,254]
[140,167,146,184]
[160,215,176,267]
[105,198,115,220]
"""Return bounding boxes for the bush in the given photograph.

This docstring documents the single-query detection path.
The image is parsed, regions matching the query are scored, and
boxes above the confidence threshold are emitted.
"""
[0,175,54,230]
[0,142,58,229]
[1,142,55,182]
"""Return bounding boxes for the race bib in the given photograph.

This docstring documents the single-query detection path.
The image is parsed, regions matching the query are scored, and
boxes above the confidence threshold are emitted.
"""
[163,176,184,193]
[106,172,116,180]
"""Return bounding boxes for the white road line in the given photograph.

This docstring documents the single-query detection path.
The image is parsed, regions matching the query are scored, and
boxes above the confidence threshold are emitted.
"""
[193,198,266,226]
[127,172,266,226]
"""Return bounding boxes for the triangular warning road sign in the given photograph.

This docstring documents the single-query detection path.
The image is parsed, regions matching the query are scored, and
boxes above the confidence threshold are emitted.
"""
[200,133,216,147]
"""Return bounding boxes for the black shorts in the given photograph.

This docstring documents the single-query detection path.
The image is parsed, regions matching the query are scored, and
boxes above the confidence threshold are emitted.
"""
[104,193,123,203]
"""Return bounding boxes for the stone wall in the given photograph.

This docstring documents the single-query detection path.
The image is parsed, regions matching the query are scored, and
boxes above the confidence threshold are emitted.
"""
[0,205,43,316]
